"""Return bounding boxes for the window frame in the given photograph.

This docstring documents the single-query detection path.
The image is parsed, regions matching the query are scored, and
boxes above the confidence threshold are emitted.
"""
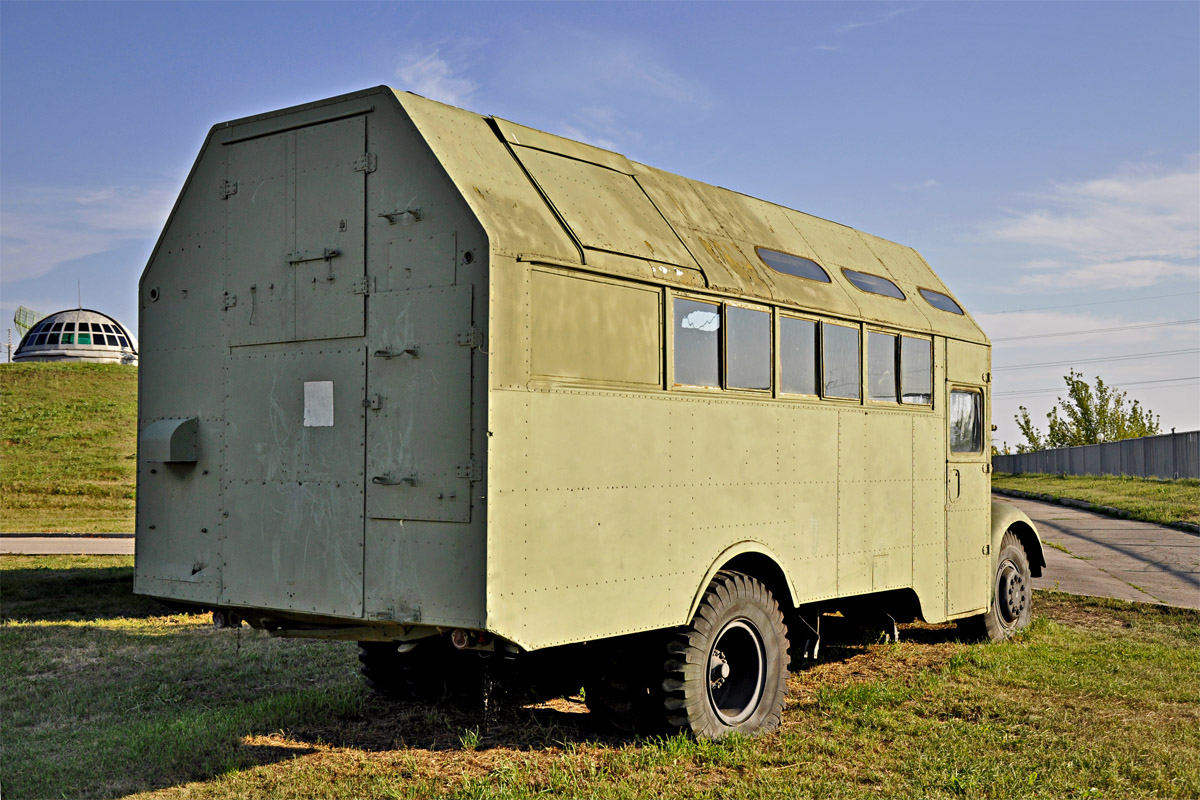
[669,292,724,392]
[723,299,773,394]
[819,320,862,402]
[948,386,985,455]
[865,328,900,405]
[777,311,821,398]
[899,335,933,406]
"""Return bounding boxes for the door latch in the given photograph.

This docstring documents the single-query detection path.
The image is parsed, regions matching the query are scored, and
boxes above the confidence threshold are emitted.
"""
[373,346,419,359]
[372,473,417,486]
[287,248,341,265]
[362,394,382,411]
[378,207,421,224]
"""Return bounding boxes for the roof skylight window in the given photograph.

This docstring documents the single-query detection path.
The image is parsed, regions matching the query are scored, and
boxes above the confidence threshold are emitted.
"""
[842,268,905,300]
[756,248,831,283]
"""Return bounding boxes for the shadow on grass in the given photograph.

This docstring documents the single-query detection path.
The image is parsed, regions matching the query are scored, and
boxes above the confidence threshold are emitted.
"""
[0,565,172,622]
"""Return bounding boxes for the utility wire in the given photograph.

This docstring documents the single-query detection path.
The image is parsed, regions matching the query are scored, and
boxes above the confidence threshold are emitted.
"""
[993,348,1200,371]
[993,319,1199,342]
[979,290,1200,315]
[994,376,1199,397]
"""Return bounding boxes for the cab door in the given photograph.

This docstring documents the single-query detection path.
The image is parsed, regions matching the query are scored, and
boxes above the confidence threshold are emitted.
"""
[945,341,991,616]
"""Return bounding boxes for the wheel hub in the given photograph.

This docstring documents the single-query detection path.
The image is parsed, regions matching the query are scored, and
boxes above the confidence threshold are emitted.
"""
[997,560,1027,624]
[707,619,767,726]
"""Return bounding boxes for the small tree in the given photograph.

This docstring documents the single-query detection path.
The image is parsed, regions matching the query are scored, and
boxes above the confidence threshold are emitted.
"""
[1013,370,1160,453]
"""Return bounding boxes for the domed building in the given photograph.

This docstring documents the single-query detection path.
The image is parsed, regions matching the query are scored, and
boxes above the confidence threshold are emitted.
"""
[12,308,138,364]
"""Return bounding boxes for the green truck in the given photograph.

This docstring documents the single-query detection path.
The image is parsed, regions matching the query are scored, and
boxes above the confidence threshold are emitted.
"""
[135,86,1043,738]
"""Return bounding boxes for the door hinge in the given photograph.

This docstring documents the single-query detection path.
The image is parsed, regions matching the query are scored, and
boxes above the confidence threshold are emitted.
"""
[221,291,237,309]
[220,180,238,199]
[354,153,377,174]
[362,393,382,411]
[456,327,482,348]
[456,460,482,481]
[983,544,992,556]
[353,275,376,295]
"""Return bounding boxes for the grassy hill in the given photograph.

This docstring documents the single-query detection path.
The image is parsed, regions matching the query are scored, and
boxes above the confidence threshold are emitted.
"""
[0,363,137,532]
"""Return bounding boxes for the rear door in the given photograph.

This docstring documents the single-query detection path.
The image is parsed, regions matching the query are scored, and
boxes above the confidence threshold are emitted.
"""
[218,115,371,618]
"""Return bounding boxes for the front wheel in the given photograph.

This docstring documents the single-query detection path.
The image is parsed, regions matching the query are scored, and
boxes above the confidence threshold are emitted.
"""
[981,531,1033,641]
[663,571,789,739]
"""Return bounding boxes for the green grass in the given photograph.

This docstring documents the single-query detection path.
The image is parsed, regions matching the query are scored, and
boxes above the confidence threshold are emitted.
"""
[3,556,1198,799]
[0,363,137,532]
[992,473,1200,527]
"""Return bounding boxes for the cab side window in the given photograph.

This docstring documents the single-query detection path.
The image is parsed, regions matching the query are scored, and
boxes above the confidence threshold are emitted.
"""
[949,389,983,453]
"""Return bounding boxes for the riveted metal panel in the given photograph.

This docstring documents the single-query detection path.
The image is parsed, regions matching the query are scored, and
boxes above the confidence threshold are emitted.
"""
[293,117,367,341]
[394,94,579,264]
[224,116,366,346]
[219,345,366,618]
[512,146,697,268]
[224,131,295,345]
[366,286,473,522]
[530,269,662,388]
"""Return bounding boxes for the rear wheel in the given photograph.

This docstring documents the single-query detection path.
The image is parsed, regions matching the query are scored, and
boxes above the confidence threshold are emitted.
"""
[663,571,789,739]
[583,633,665,735]
[356,637,485,703]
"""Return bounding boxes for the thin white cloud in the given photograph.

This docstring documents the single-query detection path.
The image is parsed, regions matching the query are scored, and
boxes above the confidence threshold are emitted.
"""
[837,6,920,34]
[1016,259,1196,291]
[1,185,174,283]
[987,159,1200,291]
[395,45,479,107]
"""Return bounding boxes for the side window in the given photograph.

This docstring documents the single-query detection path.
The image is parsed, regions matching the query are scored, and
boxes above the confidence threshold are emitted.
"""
[726,305,771,390]
[949,390,983,453]
[900,337,932,404]
[867,332,897,402]
[779,316,818,395]
[822,322,861,400]
[61,333,74,344]
[78,333,92,345]
[674,298,721,388]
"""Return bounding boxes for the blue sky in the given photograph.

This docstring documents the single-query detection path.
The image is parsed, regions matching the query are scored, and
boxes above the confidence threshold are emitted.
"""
[2,1,1197,446]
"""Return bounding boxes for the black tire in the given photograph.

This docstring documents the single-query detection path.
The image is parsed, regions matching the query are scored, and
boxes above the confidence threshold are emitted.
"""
[357,638,485,704]
[982,531,1033,641]
[663,571,789,739]
[583,633,665,736]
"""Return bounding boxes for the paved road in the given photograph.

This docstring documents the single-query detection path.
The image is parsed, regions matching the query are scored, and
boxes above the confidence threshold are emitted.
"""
[3,500,1198,610]
[0,534,134,555]
[996,495,1200,610]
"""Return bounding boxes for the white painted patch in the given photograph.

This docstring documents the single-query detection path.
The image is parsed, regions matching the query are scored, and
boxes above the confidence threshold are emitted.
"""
[303,381,334,427]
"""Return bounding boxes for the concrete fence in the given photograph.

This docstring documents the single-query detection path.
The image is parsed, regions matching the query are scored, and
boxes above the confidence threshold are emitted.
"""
[994,431,1200,480]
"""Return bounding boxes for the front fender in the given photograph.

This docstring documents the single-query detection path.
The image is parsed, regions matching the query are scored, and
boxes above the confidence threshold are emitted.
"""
[992,499,1045,577]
